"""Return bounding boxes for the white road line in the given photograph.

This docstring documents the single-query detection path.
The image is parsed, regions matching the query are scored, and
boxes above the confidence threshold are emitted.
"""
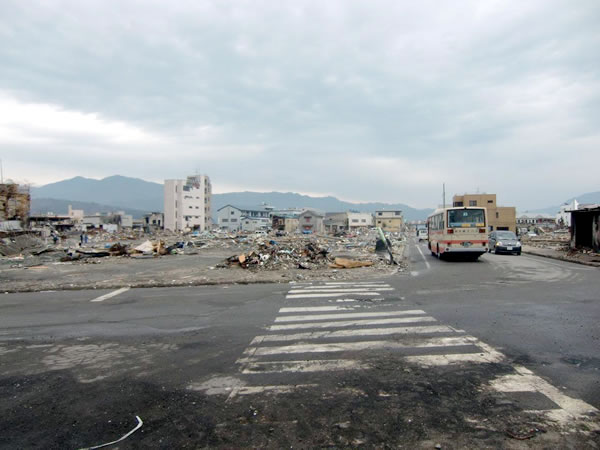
[244,336,476,356]
[90,287,130,303]
[275,311,421,322]
[251,325,457,344]
[490,365,598,423]
[324,281,386,285]
[405,353,504,366]
[270,316,436,331]
[288,288,394,294]
[242,359,368,374]
[300,285,391,290]
[227,384,318,400]
[415,244,431,269]
[279,306,356,313]
[286,292,381,299]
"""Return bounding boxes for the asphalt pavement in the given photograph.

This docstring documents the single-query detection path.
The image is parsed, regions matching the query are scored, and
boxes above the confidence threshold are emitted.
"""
[1,237,598,448]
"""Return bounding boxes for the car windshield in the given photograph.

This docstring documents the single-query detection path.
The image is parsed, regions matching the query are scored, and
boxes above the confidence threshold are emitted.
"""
[447,209,485,227]
[497,231,517,239]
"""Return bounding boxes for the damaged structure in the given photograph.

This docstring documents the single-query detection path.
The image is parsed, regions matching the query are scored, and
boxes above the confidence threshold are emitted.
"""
[375,210,403,232]
[297,210,324,234]
[0,183,30,231]
[517,213,557,232]
[143,212,164,231]
[272,212,300,233]
[164,175,212,232]
[570,205,600,252]
[324,212,373,233]
[217,205,273,232]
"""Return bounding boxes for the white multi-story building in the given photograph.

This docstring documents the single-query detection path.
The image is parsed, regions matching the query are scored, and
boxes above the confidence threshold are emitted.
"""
[164,175,212,231]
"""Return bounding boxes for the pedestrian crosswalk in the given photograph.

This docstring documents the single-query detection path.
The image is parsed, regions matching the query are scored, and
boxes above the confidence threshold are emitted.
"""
[222,281,598,426]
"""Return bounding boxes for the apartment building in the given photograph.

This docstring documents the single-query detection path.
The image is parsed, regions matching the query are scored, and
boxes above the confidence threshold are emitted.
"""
[164,175,212,231]
[375,210,403,232]
[452,193,516,233]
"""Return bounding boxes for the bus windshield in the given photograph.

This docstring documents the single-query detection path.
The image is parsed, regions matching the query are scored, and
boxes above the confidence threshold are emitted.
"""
[447,209,485,228]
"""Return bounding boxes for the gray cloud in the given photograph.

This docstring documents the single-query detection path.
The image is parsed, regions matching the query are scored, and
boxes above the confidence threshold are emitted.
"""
[1,0,599,209]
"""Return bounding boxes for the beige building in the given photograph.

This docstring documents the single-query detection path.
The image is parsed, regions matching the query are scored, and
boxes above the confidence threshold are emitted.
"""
[452,194,516,233]
[164,175,212,231]
[375,210,403,232]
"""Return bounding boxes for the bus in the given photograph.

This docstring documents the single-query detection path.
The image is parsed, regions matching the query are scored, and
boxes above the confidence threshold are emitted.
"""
[427,207,488,260]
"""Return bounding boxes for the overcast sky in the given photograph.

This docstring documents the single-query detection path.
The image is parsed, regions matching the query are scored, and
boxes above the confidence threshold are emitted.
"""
[1,0,599,209]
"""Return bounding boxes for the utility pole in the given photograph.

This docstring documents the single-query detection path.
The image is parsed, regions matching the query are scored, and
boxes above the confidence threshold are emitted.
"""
[442,183,446,209]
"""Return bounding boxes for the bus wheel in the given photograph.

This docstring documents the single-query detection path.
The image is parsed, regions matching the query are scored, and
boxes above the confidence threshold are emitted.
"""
[436,244,441,259]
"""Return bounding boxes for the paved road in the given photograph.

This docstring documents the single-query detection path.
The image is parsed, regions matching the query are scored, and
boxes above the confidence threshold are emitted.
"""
[1,238,598,448]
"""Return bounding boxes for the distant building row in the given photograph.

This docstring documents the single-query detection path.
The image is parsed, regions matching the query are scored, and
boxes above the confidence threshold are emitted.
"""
[215,205,405,234]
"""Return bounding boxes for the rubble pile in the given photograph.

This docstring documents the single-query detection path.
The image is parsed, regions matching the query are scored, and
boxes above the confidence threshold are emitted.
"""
[567,247,600,260]
[222,233,396,271]
[223,241,332,270]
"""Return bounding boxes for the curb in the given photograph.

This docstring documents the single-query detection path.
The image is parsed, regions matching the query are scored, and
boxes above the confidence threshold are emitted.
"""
[1,267,405,294]
[522,249,600,268]
[1,278,298,294]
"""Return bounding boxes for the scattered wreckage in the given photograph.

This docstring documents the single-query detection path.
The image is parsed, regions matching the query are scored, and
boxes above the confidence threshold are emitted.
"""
[1,228,405,274]
[222,232,398,271]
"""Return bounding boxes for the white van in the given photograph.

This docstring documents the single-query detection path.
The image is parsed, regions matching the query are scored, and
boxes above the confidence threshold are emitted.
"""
[417,228,428,241]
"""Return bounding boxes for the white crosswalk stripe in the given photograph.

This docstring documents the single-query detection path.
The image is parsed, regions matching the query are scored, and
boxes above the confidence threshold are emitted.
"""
[269,316,436,331]
[243,336,475,357]
[213,281,599,426]
[286,292,381,298]
[250,325,456,344]
[288,288,394,293]
[275,310,427,322]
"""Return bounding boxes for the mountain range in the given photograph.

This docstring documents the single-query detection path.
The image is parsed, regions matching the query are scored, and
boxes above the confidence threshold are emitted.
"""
[30,175,434,220]
[523,191,600,215]
[30,175,600,221]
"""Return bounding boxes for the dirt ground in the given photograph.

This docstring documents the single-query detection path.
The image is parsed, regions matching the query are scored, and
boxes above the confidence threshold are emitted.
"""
[0,232,407,293]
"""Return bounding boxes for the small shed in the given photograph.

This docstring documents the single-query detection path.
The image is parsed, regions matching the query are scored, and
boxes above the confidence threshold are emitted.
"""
[570,205,600,252]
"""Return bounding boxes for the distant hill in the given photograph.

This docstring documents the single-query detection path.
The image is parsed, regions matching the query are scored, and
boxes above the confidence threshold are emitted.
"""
[212,192,433,221]
[525,191,600,215]
[565,191,600,206]
[31,175,163,212]
[30,175,434,220]
[30,198,148,219]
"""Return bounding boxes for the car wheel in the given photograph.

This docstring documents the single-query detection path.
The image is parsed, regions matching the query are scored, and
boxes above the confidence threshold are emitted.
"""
[516,251,521,255]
